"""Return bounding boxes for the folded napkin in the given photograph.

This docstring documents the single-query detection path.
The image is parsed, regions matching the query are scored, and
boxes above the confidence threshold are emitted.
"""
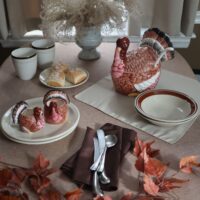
[60,123,137,191]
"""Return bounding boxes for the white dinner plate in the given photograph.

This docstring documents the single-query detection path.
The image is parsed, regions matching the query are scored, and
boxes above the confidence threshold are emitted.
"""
[39,67,89,89]
[2,130,74,145]
[1,97,80,144]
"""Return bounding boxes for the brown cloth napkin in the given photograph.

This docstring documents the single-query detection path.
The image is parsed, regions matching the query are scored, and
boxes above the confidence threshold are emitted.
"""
[60,123,137,191]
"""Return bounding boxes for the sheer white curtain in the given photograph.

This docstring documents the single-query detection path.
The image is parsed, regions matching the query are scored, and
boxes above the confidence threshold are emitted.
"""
[0,0,199,46]
[129,0,199,36]
[0,0,8,40]
[0,0,42,40]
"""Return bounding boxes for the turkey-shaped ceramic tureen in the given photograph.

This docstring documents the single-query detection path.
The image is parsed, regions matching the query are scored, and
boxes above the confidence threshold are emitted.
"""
[111,28,175,96]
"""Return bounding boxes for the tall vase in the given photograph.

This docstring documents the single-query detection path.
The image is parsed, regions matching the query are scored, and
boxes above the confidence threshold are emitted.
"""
[75,26,102,61]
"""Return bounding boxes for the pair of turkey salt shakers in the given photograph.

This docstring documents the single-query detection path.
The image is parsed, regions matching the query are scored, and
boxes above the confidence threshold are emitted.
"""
[111,28,175,96]
[11,90,69,133]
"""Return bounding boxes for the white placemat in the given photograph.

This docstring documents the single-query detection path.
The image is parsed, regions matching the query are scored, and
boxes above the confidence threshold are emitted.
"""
[75,69,200,144]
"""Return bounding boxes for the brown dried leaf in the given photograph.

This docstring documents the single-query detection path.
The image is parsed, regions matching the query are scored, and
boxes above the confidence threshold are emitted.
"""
[134,136,143,157]
[143,175,159,196]
[64,188,83,200]
[144,149,167,178]
[136,197,151,200]
[39,168,57,178]
[0,194,22,200]
[12,168,27,185]
[93,195,113,200]
[30,154,56,178]
[133,137,159,158]
[33,153,50,171]
[179,155,200,174]
[120,192,133,200]
[158,177,189,192]
[0,168,13,187]
[29,175,51,194]
[136,196,164,200]
[135,153,145,173]
[39,190,62,200]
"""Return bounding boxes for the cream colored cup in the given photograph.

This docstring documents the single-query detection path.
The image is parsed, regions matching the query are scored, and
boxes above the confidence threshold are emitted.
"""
[32,39,55,69]
[11,48,37,80]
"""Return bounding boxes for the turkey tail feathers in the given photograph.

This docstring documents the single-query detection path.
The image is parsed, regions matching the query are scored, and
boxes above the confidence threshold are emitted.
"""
[141,28,175,62]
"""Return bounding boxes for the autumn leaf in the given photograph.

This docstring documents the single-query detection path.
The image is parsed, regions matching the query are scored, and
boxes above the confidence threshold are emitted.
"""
[31,153,56,177]
[136,197,152,200]
[179,155,200,174]
[136,196,164,200]
[0,167,27,188]
[0,154,60,200]
[135,153,145,172]
[0,194,22,200]
[134,136,144,157]
[0,168,13,187]
[135,148,167,177]
[93,195,113,200]
[28,153,56,194]
[31,153,57,177]
[143,175,159,196]
[33,153,50,171]
[39,190,62,200]
[29,176,51,194]
[12,168,27,185]
[144,149,167,178]
[0,187,29,200]
[158,177,189,192]
[64,188,83,200]
[120,192,133,200]
[133,137,159,158]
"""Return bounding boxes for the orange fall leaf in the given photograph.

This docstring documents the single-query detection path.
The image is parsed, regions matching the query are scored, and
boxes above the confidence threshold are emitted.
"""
[0,168,13,187]
[93,195,113,200]
[158,177,189,192]
[33,153,50,170]
[144,148,167,178]
[120,192,133,200]
[179,155,200,174]
[143,175,159,196]
[65,188,83,200]
[133,137,159,158]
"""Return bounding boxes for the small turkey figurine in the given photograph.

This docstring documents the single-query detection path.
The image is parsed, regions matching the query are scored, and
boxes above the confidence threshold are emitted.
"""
[43,90,70,124]
[12,101,45,133]
[111,28,175,96]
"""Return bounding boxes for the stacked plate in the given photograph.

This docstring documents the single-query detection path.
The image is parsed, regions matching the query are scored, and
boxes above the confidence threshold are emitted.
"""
[135,89,198,127]
[1,97,80,144]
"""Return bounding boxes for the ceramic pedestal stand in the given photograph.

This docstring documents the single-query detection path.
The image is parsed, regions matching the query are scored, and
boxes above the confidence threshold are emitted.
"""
[75,26,102,61]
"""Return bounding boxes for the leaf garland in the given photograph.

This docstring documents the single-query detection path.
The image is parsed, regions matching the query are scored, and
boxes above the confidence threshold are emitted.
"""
[0,137,197,200]
[0,153,83,200]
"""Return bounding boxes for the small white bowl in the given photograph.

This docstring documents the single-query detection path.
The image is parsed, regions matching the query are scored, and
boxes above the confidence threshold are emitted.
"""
[135,89,198,126]
[135,108,197,127]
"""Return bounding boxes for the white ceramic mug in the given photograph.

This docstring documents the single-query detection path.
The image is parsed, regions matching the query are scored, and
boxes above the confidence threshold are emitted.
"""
[32,39,55,69]
[11,48,37,80]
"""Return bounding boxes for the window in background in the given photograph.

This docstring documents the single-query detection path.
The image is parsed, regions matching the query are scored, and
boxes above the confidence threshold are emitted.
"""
[0,0,199,48]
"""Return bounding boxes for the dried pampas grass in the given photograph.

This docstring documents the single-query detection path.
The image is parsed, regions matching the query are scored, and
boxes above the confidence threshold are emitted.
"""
[40,0,139,39]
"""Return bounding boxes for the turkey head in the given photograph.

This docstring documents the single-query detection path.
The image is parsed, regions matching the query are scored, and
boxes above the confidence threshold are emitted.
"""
[111,37,130,79]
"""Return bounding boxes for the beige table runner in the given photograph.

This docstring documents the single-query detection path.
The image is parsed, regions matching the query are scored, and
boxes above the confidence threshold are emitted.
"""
[75,69,200,144]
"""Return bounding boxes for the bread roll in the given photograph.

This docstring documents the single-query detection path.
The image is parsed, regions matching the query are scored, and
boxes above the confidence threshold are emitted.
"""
[46,65,66,87]
[65,68,87,84]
